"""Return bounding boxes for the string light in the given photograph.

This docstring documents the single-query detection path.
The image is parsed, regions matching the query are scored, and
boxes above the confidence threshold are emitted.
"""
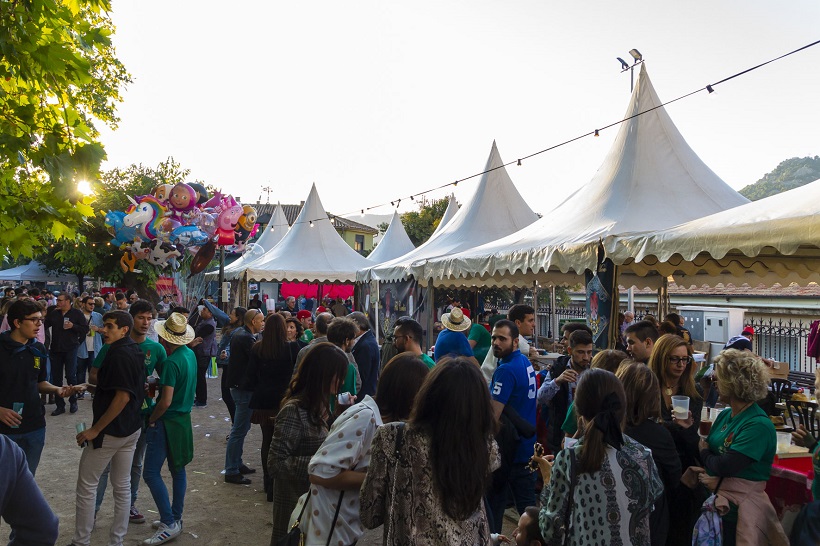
[517,159,522,166]
[309,220,314,227]
[594,129,599,137]
[706,85,714,94]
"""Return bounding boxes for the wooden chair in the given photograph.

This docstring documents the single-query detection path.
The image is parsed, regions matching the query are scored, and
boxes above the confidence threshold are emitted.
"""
[786,400,819,436]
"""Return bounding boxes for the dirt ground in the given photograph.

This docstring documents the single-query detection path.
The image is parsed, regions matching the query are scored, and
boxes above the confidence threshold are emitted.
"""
[35,376,514,545]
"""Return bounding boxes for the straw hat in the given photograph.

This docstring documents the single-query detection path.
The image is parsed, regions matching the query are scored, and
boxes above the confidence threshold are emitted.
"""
[441,307,471,332]
[155,312,195,345]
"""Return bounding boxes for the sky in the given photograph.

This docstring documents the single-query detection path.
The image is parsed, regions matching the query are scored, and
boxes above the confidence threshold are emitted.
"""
[98,0,820,219]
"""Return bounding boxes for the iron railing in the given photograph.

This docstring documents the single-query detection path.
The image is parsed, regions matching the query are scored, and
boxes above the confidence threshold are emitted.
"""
[746,317,816,373]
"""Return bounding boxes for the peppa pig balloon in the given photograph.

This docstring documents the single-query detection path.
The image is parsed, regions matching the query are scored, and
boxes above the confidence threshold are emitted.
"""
[215,196,243,246]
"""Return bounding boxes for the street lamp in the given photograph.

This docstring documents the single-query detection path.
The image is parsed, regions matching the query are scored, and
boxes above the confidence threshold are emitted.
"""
[617,48,644,92]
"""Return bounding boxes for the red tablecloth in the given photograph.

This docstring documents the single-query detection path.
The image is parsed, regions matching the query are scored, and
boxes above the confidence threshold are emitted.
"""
[766,458,813,535]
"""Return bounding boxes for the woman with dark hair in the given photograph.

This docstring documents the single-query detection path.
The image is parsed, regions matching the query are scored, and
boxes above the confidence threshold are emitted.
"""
[294,352,429,545]
[247,313,300,501]
[360,357,499,545]
[268,342,349,545]
[284,317,303,344]
[217,306,246,422]
[617,362,681,546]
[534,368,663,545]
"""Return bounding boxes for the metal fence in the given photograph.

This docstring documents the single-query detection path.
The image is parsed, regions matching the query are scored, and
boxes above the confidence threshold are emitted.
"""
[747,317,817,373]
[497,306,587,339]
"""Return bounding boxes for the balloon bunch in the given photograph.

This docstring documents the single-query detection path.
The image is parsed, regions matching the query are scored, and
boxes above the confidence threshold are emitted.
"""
[104,182,258,276]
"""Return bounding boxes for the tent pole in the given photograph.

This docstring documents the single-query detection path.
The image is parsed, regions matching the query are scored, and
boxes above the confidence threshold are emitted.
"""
[550,285,558,341]
[374,281,380,344]
[426,282,435,353]
[532,281,539,350]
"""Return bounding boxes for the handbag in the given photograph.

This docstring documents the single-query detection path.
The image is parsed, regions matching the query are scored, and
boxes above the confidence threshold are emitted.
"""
[277,494,308,546]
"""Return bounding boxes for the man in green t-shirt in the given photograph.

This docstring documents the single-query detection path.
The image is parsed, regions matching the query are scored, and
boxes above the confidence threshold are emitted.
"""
[91,299,167,523]
[463,309,491,364]
[142,312,197,545]
[296,310,314,344]
[393,318,435,369]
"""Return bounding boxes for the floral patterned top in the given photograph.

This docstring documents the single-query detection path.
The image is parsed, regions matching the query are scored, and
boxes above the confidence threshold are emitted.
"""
[539,435,664,546]
[360,422,500,545]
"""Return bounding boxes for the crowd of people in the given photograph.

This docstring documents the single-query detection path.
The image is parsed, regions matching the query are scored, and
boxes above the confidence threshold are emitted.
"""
[0,284,815,545]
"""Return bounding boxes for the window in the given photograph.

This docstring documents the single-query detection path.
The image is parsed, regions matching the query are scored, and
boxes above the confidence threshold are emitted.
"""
[354,234,365,253]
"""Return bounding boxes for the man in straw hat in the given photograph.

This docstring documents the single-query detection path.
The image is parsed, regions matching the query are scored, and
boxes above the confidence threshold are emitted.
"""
[141,312,197,545]
[71,310,145,546]
[433,307,479,365]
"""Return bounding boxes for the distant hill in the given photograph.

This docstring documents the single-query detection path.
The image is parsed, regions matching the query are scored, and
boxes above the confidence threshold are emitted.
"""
[739,156,820,201]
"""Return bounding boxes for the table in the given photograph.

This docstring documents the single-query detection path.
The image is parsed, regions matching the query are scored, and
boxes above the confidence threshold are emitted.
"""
[531,352,562,369]
[766,455,814,536]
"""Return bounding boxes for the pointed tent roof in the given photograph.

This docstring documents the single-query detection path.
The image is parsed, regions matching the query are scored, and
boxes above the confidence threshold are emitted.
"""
[239,184,372,283]
[218,203,290,278]
[429,193,459,238]
[605,178,820,286]
[363,141,540,282]
[422,64,749,286]
[366,211,415,263]
[0,261,76,283]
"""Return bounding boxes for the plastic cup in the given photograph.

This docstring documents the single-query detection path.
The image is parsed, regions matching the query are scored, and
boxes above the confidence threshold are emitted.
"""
[699,420,712,437]
[76,422,88,448]
[671,395,690,420]
[776,432,792,449]
[11,402,23,429]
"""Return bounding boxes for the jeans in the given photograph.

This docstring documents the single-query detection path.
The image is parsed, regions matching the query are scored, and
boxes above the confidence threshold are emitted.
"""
[50,348,78,409]
[486,464,537,533]
[220,368,235,421]
[224,388,252,475]
[73,429,140,546]
[143,420,187,526]
[76,353,94,385]
[6,426,46,476]
[96,421,148,511]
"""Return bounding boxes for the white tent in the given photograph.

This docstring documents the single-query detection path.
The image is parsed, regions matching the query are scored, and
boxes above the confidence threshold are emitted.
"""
[215,202,289,279]
[429,193,459,238]
[421,64,749,288]
[363,141,540,282]
[239,184,372,283]
[605,178,820,287]
[366,211,415,263]
[0,261,76,283]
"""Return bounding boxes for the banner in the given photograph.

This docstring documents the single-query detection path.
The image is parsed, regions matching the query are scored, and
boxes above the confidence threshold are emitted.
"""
[373,279,416,337]
[585,258,619,349]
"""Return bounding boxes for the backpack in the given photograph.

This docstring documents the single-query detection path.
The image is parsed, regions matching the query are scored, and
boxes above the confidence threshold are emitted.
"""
[692,494,723,546]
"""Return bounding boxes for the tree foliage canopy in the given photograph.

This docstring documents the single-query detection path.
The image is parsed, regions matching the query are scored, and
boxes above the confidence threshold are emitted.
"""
[400,196,452,247]
[0,0,130,257]
[739,156,820,201]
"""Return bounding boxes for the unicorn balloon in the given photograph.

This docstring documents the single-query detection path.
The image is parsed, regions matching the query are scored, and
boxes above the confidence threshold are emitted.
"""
[123,195,166,241]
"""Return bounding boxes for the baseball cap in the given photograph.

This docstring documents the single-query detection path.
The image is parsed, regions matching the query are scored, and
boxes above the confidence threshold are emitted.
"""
[742,326,755,336]
[296,310,312,320]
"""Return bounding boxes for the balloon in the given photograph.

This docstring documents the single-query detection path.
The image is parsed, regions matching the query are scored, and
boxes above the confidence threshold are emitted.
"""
[157,218,181,242]
[120,250,142,273]
[189,240,216,278]
[198,212,217,236]
[244,242,265,261]
[189,182,209,205]
[168,183,197,220]
[105,210,139,247]
[237,205,258,232]
[215,196,243,246]
[147,239,182,269]
[153,184,174,204]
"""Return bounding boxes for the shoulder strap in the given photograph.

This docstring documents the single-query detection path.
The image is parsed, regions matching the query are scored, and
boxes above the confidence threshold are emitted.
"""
[394,422,406,458]
[325,490,344,546]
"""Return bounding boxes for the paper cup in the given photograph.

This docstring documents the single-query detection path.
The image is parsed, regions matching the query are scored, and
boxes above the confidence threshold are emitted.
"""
[671,396,690,420]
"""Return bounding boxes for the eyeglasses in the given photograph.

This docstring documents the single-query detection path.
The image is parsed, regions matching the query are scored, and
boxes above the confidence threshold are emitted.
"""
[668,356,692,365]
[22,317,44,324]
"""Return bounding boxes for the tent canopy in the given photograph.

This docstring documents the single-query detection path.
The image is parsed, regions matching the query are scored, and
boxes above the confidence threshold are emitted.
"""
[421,64,749,288]
[366,211,415,263]
[238,184,372,283]
[429,193,459,238]
[363,141,540,282]
[605,178,820,287]
[0,261,76,283]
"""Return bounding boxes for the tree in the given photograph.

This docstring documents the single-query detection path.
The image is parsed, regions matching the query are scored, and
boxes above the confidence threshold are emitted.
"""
[400,196,452,246]
[739,156,820,201]
[36,158,194,293]
[0,0,130,257]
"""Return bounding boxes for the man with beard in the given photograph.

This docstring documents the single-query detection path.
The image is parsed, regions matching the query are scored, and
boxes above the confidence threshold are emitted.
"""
[393,318,435,369]
[486,320,537,534]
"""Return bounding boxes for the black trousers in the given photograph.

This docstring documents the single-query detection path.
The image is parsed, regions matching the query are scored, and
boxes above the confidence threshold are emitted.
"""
[50,348,78,409]
[195,355,211,404]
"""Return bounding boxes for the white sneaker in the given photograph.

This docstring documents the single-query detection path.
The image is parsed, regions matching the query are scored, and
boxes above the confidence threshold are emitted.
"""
[142,521,182,545]
[151,519,181,531]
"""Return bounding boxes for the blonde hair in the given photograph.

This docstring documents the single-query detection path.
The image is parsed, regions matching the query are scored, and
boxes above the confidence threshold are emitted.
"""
[591,349,629,373]
[714,349,769,403]
[648,334,700,400]
[616,361,662,426]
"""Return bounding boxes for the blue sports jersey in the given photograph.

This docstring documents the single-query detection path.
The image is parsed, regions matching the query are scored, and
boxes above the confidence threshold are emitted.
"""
[490,349,537,463]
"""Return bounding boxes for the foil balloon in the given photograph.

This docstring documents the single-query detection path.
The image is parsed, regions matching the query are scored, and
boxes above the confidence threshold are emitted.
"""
[198,212,217,237]
[168,183,197,221]
[153,184,174,205]
[104,211,139,247]
[156,218,181,243]
[123,195,166,241]
[215,196,243,246]
[189,240,216,278]
[243,242,265,261]
[147,239,182,270]
[189,182,209,205]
